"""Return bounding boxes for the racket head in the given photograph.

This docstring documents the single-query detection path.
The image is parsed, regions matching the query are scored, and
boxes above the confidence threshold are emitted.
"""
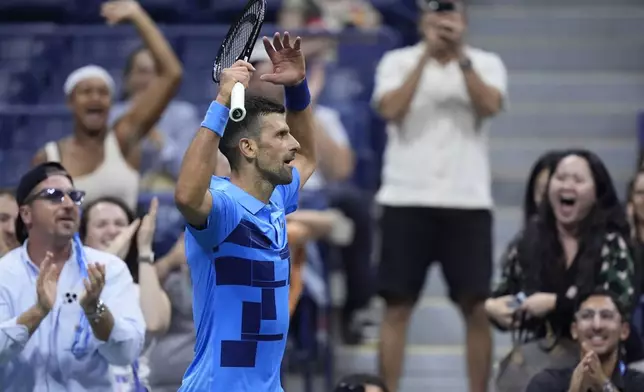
[213,0,267,84]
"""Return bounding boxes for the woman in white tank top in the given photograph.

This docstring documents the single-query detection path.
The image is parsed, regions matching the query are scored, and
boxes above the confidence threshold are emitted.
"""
[32,0,182,212]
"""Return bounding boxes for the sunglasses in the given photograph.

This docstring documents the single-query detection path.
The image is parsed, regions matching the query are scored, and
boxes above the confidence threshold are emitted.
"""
[24,188,86,206]
[335,383,366,392]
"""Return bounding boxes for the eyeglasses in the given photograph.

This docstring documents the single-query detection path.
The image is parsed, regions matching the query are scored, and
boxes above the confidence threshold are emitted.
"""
[24,188,86,206]
[576,309,619,322]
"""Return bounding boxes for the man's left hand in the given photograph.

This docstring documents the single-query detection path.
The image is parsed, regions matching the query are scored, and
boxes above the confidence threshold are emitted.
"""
[582,347,611,391]
[260,32,306,87]
[436,19,464,50]
[80,263,107,311]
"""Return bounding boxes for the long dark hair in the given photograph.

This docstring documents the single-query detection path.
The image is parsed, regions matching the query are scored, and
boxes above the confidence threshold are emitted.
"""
[626,169,644,296]
[523,150,564,225]
[79,196,139,283]
[120,46,147,101]
[519,149,630,296]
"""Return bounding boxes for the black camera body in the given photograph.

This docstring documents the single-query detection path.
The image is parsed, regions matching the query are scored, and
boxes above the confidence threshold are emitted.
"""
[335,384,366,392]
[419,0,457,12]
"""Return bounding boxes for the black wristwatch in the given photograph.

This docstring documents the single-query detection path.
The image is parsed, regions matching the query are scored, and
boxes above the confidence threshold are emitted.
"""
[459,57,473,70]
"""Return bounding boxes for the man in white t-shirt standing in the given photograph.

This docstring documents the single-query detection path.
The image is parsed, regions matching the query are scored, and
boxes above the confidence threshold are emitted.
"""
[372,1,508,391]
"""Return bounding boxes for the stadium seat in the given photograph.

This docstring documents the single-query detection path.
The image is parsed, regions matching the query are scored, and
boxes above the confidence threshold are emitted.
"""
[0,66,46,104]
[1,105,71,151]
[0,149,33,187]
[203,0,282,23]
[0,0,71,23]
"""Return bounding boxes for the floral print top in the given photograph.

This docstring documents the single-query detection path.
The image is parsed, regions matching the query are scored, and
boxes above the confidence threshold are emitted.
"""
[493,231,636,317]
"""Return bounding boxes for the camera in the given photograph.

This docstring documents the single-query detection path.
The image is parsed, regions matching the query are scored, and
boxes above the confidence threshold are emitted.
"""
[418,0,457,13]
[335,383,366,392]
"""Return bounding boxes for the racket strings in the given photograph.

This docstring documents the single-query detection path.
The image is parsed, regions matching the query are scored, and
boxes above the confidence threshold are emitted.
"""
[213,0,266,83]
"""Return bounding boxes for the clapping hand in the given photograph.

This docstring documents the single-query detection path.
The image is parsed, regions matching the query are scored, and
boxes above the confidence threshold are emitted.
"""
[137,197,158,254]
[106,218,141,260]
[435,18,464,49]
[36,252,59,313]
[580,342,611,391]
[80,263,106,311]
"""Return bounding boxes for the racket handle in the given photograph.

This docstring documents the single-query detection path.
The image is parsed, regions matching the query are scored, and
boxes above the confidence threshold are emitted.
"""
[230,82,246,122]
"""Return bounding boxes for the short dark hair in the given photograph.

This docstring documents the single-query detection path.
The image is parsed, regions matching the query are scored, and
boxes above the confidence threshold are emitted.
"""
[574,288,626,319]
[121,46,148,100]
[219,95,286,171]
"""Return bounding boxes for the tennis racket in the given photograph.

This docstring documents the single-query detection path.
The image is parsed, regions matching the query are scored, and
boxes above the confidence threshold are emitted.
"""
[212,0,267,122]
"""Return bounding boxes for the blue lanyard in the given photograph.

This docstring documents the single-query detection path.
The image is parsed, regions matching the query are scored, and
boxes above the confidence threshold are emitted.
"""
[131,360,147,392]
[70,233,92,359]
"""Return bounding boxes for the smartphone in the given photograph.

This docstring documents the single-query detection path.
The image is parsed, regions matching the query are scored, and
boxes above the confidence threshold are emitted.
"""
[425,0,456,13]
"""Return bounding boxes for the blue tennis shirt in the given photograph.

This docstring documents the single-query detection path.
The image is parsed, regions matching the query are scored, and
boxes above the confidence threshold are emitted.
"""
[178,168,300,392]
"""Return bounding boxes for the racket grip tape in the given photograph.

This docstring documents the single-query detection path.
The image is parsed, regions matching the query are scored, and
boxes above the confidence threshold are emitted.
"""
[230,82,247,122]
[284,78,311,112]
[201,101,230,137]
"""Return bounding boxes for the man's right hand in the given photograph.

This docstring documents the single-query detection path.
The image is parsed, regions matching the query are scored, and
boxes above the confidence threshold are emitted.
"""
[216,60,255,107]
[568,359,586,392]
[485,295,521,328]
[36,252,58,313]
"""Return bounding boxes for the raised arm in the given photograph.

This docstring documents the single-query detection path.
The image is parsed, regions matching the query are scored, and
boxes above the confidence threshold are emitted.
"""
[174,61,252,228]
[259,33,317,188]
[101,0,182,155]
[373,49,429,123]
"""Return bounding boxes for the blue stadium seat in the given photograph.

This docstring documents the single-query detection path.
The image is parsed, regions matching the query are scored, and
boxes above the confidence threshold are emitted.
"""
[0,149,33,188]
[333,102,379,190]
[0,24,61,61]
[332,28,401,103]
[0,0,71,23]
[61,26,146,68]
[204,0,282,23]
[179,67,219,103]
[0,105,71,152]
[0,66,44,104]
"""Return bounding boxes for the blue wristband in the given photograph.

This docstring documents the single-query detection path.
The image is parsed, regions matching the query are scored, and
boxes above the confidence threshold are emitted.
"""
[201,101,230,137]
[284,78,311,112]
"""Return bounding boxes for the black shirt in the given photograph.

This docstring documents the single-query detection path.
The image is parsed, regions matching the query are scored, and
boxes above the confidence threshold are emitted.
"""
[526,363,644,392]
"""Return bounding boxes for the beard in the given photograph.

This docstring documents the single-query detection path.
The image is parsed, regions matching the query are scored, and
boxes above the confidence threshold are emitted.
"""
[256,159,293,186]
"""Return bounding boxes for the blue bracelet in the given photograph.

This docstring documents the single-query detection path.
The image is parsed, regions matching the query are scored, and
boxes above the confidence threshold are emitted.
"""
[284,78,311,112]
[201,101,230,137]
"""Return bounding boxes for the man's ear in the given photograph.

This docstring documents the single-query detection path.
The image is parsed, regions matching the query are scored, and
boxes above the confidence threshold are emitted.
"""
[238,137,258,160]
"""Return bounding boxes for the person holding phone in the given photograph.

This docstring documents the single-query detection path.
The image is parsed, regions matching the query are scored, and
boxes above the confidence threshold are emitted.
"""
[372,0,508,391]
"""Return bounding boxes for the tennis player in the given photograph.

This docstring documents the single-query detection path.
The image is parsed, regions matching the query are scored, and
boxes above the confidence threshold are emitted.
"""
[174,32,316,392]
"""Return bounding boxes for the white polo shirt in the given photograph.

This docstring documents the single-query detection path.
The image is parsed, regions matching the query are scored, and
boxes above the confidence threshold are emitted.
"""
[372,43,508,209]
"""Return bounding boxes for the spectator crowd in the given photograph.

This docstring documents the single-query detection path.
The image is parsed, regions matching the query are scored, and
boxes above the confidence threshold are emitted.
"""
[1,0,643,392]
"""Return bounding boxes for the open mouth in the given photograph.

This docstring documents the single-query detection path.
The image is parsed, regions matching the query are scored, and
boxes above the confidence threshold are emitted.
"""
[283,157,295,166]
[587,334,608,345]
[85,107,105,120]
[560,196,577,207]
